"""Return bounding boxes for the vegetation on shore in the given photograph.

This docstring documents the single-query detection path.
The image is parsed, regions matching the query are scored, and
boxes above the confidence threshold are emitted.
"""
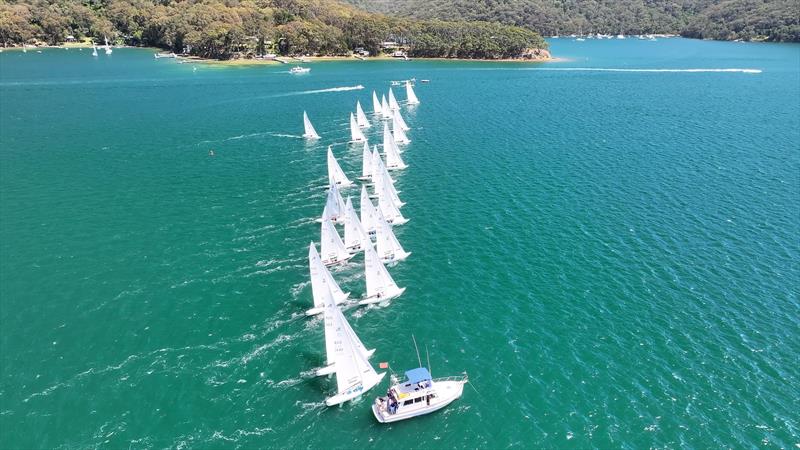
[0,0,548,60]
[346,0,800,43]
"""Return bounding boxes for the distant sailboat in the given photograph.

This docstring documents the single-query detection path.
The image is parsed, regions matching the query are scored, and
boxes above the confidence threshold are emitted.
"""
[388,88,401,111]
[375,210,411,263]
[320,285,385,406]
[104,36,112,54]
[383,123,407,170]
[350,113,367,143]
[359,241,406,305]
[319,183,347,224]
[393,109,410,131]
[303,111,320,139]
[305,242,350,316]
[91,44,98,57]
[360,185,380,236]
[380,95,392,120]
[372,91,383,115]
[377,173,408,225]
[374,156,404,208]
[356,101,371,128]
[359,141,373,182]
[343,197,371,253]
[405,81,420,104]
[327,146,353,189]
[320,218,354,266]
[393,116,410,145]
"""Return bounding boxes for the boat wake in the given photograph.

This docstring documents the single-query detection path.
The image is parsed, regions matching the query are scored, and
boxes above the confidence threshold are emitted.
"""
[278,85,365,97]
[534,67,762,74]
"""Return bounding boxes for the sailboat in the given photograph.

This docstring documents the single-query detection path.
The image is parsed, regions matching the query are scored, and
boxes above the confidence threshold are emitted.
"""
[320,218,354,266]
[405,81,420,105]
[318,183,347,224]
[327,146,353,189]
[392,116,410,145]
[303,111,320,139]
[350,113,367,143]
[343,197,371,253]
[305,243,350,316]
[358,141,373,182]
[375,210,411,263]
[104,36,112,54]
[91,44,98,57]
[380,95,392,120]
[356,101,371,128]
[360,185,380,236]
[388,88,401,111]
[360,241,406,305]
[377,175,408,225]
[393,108,410,131]
[383,123,407,170]
[375,157,404,208]
[320,284,385,406]
[316,284,377,377]
[372,91,383,115]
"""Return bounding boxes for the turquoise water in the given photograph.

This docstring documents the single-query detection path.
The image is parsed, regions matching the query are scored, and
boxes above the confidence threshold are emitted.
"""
[1,38,798,448]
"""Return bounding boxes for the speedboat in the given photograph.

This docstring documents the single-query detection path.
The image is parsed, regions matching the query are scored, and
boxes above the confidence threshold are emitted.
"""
[372,367,468,423]
[290,66,310,74]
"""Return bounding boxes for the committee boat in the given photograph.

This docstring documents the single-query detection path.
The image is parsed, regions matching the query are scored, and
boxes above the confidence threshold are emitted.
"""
[372,367,468,423]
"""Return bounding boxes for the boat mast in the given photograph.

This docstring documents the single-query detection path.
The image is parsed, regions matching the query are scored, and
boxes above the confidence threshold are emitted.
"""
[412,334,422,368]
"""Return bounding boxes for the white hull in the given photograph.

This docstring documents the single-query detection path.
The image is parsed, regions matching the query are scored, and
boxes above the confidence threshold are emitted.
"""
[321,253,354,266]
[359,287,406,306]
[305,294,349,316]
[326,372,386,406]
[380,251,411,264]
[387,216,409,226]
[372,380,465,423]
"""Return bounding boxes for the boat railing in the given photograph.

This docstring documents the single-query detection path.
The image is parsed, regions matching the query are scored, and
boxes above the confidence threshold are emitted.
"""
[432,374,468,384]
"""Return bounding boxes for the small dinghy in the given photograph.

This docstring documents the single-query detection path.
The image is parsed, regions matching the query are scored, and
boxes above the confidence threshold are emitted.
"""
[350,113,367,143]
[405,81,420,105]
[320,218,354,266]
[375,210,410,263]
[316,285,385,405]
[359,242,405,305]
[290,66,310,74]
[305,243,350,316]
[303,111,320,140]
[356,100,371,128]
[372,367,468,423]
[327,146,353,188]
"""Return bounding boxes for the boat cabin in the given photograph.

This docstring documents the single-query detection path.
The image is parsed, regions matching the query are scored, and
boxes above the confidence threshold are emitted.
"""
[383,368,438,414]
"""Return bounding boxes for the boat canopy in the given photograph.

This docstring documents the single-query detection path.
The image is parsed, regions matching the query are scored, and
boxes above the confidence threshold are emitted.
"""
[405,367,432,384]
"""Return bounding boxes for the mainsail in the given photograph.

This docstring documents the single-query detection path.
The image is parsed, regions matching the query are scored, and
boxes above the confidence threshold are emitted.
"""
[405,81,420,104]
[380,95,392,120]
[375,210,411,263]
[360,185,380,235]
[377,176,408,225]
[388,87,400,111]
[320,183,347,223]
[360,241,406,305]
[392,115,410,145]
[306,242,349,316]
[382,123,407,170]
[343,197,370,253]
[359,141,373,181]
[375,157,404,208]
[350,113,367,142]
[303,111,320,139]
[327,146,353,188]
[320,218,352,266]
[356,101,371,128]
[372,91,383,115]
[393,108,410,131]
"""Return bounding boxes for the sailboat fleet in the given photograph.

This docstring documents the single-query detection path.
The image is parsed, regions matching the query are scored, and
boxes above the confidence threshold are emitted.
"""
[295,81,467,418]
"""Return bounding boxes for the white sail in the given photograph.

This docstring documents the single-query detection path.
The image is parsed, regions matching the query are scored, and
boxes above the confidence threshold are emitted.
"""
[375,210,411,263]
[316,279,375,376]
[360,241,405,305]
[371,147,396,188]
[343,197,370,253]
[392,115,410,145]
[405,81,420,104]
[306,242,349,316]
[92,44,98,57]
[375,158,404,208]
[303,111,320,139]
[383,123,407,170]
[381,95,392,120]
[388,87,400,111]
[360,185,379,235]
[323,289,385,406]
[320,219,352,266]
[393,108,410,131]
[350,113,367,142]
[377,176,408,225]
[372,91,383,115]
[104,36,112,54]
[356,101,371,128]
[319,183,347,223]
[327,146,353,188]
[359,141,372,181]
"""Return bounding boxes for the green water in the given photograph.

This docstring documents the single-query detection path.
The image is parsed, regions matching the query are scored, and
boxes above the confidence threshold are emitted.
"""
[1,38,798,448]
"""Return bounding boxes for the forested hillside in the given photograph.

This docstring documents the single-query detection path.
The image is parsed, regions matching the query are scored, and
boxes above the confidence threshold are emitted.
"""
[0,0,547,59]
[346,0,800,42]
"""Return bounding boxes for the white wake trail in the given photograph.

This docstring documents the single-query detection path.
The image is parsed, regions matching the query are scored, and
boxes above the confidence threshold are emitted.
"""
[277,85,365,97]
[534,67,762,74]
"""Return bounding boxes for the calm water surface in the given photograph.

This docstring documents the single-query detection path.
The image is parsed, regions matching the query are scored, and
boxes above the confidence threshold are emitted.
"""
[1,38,798,448]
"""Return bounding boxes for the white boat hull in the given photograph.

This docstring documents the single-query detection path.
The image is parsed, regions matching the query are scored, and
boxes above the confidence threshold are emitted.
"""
[358,287,406,306]
[321,253,354,266]
[326,372,386,406]
[372,380,465,423]
[380,251,411,264]
[305,294,350,316]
